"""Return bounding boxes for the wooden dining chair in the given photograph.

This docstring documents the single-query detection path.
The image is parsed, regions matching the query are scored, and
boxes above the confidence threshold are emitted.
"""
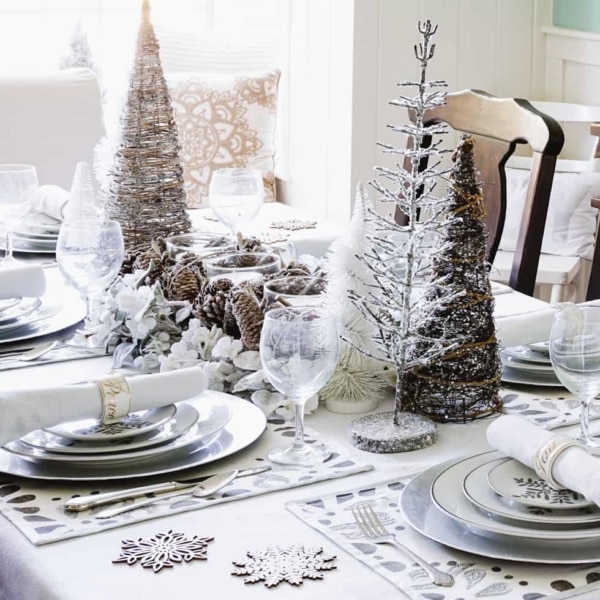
[395,89,564,297]
[585,123,600,301]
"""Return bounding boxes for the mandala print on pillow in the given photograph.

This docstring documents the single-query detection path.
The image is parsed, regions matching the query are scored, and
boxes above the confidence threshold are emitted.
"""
[169,70,280,208]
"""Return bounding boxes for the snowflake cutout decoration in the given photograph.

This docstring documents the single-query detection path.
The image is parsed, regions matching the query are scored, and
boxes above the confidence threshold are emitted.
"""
[270,219,317,231]
[113,530,214,573]
[232,545,336,587]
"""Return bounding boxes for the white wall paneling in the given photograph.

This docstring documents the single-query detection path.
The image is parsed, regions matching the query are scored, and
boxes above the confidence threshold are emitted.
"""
[284,0,553,222]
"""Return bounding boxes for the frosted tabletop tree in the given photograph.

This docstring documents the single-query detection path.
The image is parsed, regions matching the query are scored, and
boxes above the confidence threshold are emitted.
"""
[104,0,191,249]
[347,21,464,453]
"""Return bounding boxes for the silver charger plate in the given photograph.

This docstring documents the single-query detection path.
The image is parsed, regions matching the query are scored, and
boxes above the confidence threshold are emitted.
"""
[0,391,267,481]
[463,457,600,526]
[0,283,85,345]
[0,298,42,326]
[400,453,600,564]
[502,345,552,364]
[22,404,197,455]
[487,457,593,509]
[430,452,599,540]
[45,404,177,441]
[6,397,230,465]
[501,364,563,387]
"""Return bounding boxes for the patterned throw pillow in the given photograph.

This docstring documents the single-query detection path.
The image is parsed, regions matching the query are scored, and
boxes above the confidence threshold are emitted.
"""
[168,70,280,209]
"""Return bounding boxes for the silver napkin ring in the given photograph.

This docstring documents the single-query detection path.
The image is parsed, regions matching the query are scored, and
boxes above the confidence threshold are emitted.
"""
[97,376,132,424]
[534,435,582,490]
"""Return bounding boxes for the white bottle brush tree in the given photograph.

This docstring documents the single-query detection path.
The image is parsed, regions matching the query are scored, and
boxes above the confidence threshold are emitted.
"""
[347,21,464,453]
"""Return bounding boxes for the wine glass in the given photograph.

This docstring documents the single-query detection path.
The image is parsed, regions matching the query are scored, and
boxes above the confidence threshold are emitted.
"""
[260,307,340,466]
[0,164,39,261]
[56,220,124,343]
[549,304,600,449]
[208,168,264,236]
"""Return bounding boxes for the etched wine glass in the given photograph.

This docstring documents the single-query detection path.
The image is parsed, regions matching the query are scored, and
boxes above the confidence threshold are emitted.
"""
[0,164,39,261]
[260,307,340,466]
[549,304,600,449]
[56,219,124,344]
[208,168,264,237]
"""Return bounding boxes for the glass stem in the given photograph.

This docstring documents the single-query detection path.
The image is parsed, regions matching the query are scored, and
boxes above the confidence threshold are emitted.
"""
[292,401,306,450]
[4,229,14,261]
[84,294,95,327]
[580,395,594,443]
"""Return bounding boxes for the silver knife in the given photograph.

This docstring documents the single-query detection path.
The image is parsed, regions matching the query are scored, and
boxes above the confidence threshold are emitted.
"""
[64,465,270,512]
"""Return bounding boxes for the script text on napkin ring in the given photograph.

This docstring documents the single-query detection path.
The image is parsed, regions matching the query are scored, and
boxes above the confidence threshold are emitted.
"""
[97,377,132,424]
[534,435,582,490]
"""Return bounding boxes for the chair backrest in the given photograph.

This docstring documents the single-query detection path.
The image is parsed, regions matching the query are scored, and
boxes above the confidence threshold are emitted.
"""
[395,89,564,297]
[586,123,600,301]
[0,68,105,190]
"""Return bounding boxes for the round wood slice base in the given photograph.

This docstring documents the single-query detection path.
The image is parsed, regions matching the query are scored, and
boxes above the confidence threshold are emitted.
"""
[348,411,438,453]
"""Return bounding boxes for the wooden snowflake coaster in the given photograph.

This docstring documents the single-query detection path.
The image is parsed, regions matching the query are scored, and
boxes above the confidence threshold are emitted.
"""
[232,545,336,587]
[112,530,213,573]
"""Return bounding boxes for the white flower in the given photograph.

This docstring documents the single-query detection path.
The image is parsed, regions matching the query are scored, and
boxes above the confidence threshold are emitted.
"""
[115,285,153,317]
[134,351,161,372]
[212,336,243,362]
[126,314,156,340]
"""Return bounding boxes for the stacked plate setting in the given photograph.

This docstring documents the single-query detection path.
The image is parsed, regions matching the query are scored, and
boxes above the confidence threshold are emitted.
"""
[3,396,232,468]
[500,342,563,387]
[400,450,600,564]
[0,296,50,336]
[11,218,60,254]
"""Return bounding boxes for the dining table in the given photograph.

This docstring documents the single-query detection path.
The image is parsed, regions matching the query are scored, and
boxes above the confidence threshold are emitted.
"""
[0,206,595,600]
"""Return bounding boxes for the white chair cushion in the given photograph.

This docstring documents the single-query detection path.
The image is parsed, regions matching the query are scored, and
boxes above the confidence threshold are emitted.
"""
[0,68,104,189]
[499,168,600,261]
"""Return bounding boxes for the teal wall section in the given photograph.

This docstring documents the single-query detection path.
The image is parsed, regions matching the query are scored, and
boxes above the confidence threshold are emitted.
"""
[553,0,600,35]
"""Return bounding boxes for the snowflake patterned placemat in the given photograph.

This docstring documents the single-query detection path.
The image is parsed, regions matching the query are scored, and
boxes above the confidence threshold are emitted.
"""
[0,423,373,546]
[287,478,600,600]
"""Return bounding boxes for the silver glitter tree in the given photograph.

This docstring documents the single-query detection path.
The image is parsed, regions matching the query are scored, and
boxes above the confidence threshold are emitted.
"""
[347,21,463,453]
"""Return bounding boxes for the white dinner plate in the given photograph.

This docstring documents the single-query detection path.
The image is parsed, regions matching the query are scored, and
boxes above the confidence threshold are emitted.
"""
[0,298,42,325]
[0,277,85,345]
[0,391,266,480]
[45,404,177,441]
[487,457,593,509]
[463,457,600,526]
[0,298,22,314]
[430,452,599,540]
[400,453,600,564]
[6,396,231,465]
[28,406,194,454]
[501,346,552,365]
[501,354,555,373]
[528,341,550,354]
[501,364,563,387]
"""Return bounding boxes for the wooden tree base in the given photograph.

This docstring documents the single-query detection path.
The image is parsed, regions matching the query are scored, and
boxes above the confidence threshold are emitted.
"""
[348,411,438,453]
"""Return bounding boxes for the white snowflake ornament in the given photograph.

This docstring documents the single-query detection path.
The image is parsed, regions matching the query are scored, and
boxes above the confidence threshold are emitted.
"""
[232,545,336,587]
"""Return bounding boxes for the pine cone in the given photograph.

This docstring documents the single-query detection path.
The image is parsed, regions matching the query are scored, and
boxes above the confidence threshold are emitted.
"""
[231,287,264,350]
[194,278,233,327]
[162,265,200,302]
[239,236,264,252]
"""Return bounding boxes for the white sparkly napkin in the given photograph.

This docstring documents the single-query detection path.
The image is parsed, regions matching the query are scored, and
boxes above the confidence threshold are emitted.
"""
[487,414,600,506]
[0,262,46,299]
[0,368,207,446]
[30,184,69,222]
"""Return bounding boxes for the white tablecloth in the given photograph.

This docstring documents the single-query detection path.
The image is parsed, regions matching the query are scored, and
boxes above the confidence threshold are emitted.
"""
[0,208,584,600]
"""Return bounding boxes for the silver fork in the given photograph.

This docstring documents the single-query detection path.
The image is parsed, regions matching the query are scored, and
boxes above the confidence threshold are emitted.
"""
[0,341,58,364]
[351,504,454,587]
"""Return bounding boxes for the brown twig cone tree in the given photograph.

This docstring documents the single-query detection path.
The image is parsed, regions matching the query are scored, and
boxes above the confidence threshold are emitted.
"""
[401,135,502,421]
[105,0,191,249]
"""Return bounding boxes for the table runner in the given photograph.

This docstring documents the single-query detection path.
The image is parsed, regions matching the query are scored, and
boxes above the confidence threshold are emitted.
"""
[0,423,373,546]
[287,476,599,600]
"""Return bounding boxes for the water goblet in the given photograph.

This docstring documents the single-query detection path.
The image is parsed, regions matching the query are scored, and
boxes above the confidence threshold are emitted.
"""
[208,168,264,236]
[549,304,600,450]
[56,219,125,344]
[260,306,340,466]
[0,164,39,261]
